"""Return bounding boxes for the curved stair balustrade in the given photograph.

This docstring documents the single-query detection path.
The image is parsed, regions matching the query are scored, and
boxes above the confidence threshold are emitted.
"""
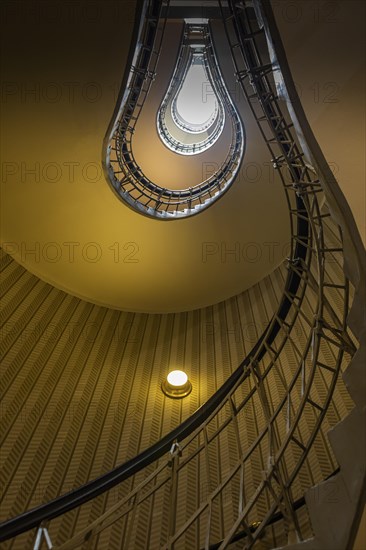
[1,1,364,549]
[6,184,353,548]
[104,1,245,219]
[203,468,341,550]
[157,22,227,155]
[217,0,365,547]
[168,24,221,136]
[0,228,311,545]
[0,145,310,544]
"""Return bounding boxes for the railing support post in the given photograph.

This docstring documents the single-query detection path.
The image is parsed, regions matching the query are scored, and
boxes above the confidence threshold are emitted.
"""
[34,524,53,549]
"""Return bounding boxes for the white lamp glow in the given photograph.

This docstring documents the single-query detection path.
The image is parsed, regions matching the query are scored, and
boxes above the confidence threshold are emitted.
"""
[167,370,188,387]
[162,370,192,398]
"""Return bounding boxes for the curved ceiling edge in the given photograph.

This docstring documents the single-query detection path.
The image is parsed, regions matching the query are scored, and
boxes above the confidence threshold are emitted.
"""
[0,246,286,315]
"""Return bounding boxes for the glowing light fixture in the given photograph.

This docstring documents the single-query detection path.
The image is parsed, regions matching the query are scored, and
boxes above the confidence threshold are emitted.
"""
[162,370,192,398]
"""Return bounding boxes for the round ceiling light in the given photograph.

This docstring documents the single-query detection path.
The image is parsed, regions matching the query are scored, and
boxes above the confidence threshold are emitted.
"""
[161,370,192,399]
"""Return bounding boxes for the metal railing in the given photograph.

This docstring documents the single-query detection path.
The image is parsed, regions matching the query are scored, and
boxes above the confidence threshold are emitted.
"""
[3,196,351,548]
[1,1,364,548]
[157,24,226,154]
[104,1,245,218]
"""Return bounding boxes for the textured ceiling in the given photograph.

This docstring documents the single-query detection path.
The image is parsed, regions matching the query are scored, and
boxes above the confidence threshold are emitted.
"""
[0,0,364,313]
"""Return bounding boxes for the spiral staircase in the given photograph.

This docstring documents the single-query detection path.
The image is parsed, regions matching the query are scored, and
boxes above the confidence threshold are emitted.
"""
[0,1,365,549]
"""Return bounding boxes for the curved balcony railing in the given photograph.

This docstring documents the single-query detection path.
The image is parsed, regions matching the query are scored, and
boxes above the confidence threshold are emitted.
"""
[156,25,232,156]
[157,24,226,155]
[168,25,221,135]
[103,1,245,219]
[162,29,221,136]
[1,1,364,549]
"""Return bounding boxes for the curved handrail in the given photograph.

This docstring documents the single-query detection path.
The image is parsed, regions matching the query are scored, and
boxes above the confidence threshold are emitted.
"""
[0,211,310,541]
[0,343,261,541]
[2,1,361,548]
[157,24,226,155]
[104,1,245,218]
[0,1,314,544]
[169,25,221,135]
[0,247,306,543]
[204,467,340,550]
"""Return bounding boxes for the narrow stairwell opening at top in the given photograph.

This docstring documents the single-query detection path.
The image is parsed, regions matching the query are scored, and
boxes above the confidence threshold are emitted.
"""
[105,14,244,219]
[157,22,227,156]
[174,57,218,133]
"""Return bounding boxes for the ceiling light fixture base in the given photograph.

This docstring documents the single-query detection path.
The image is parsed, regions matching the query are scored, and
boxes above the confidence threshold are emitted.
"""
[161,370,192,399]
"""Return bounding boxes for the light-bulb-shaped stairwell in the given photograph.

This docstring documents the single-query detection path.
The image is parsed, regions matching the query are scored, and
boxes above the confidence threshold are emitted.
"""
[0,1,365,549]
